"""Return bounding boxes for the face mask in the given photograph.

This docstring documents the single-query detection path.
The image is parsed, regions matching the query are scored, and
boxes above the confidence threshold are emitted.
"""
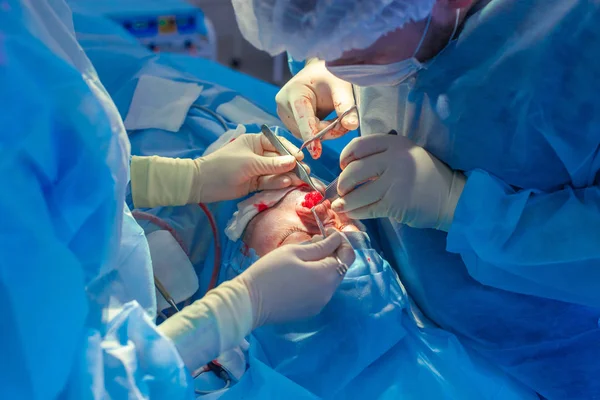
[327,10,459,87]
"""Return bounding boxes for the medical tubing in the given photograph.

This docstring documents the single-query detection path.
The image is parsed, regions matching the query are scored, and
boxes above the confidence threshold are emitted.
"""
[198,202,222,291]
[131,210,189,255]
[133,206,229,391]
[131,204,222,292]
[195,362,231,394]
[190,104,229,131]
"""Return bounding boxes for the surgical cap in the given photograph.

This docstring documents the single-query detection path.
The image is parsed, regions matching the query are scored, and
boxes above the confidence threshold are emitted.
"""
[232,0,436,61]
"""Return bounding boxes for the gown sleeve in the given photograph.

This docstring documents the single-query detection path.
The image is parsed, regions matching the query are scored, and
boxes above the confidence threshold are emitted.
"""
[445,1,600,309]
[447,169,600,308]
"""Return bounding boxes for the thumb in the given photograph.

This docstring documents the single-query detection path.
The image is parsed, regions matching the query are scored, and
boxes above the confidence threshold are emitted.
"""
[331,82,359,131]
[252,155,296,176]
[296,232,343,261]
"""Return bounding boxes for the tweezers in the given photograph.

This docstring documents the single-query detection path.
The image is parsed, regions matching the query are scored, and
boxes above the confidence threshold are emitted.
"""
[311,207,349,276]
[260,125,322,194]
[298,105,357,152]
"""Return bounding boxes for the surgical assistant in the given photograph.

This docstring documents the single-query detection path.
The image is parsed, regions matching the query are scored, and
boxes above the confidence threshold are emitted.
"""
[232,0,600,398]
[0,1,355,398]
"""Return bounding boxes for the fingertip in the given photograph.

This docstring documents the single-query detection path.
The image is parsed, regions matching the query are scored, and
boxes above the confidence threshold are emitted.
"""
[279,155,297,168]
[341,114,359,130]
[331,199,345,212]
[309,141,322,160]
[339,151,355,170]
[300,161,311,174]
[311,234,324,243]
[324,227,338,237]
[308,143,318,159]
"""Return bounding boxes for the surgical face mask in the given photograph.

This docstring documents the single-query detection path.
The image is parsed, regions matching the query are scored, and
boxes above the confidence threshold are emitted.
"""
[327,11,459,87]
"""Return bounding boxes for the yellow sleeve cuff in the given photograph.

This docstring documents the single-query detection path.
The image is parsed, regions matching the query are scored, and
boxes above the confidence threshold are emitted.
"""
[131,155,196,208]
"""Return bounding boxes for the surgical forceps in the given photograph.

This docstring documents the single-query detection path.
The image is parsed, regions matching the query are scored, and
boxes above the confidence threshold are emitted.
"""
[155,275,180,312]
[261,125,323,194]
[313,129,398,206]
[298,105,358,152]
[310,207,349,277]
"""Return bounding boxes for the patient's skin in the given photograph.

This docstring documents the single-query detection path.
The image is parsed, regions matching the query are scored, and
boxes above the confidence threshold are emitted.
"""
[244,187,360,256]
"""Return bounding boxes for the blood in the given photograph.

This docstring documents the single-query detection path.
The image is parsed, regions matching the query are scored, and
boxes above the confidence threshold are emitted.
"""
[301,191,324,208]
[229,138,236,143]
[254,202,269,212]
[367,257,371,262]
[241,243,250,256]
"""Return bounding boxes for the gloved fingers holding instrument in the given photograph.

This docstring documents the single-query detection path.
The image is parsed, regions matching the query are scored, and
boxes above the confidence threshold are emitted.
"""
[276,59,359,159]
[193,133,311,203]
[239,231,355,328]
[130,133,310,208]
[159,231,355,373]
[331,134,466,232]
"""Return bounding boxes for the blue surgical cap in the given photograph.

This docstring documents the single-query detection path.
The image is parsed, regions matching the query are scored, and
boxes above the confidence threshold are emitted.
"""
[232,0,436,61]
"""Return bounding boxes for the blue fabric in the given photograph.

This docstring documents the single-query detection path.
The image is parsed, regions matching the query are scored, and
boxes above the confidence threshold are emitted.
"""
[70,11,351,276]
[201,233,536,399]
[287,54,305,76]
[70,11,533,398]
[62,7,570,398]
[0,1,191,398]
[374,1,600,398]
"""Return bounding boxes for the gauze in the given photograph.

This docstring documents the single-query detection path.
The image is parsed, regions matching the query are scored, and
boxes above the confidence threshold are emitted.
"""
[146,230,199,312]
[225,187,296,241]
[124,75,203,132]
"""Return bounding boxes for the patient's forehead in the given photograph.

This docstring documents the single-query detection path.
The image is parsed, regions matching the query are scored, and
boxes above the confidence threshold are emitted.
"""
[241,187,317,254]
[242,186,358,256]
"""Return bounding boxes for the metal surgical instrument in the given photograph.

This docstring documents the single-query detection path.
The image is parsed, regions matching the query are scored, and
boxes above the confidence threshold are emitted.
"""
[310,207,349,277]
[260,124,322,193]
[298,105,357,152]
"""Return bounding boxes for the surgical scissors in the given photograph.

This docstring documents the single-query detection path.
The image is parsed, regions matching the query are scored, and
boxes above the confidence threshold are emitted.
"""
[261,125,322,194]
[298,105,357,153]
[310,207,349,277]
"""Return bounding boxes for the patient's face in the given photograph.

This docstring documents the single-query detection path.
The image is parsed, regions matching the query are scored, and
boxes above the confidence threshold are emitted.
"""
[243,187,360,256]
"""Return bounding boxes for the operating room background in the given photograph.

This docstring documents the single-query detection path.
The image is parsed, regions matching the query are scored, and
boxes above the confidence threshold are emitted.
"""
[191,0,293,86]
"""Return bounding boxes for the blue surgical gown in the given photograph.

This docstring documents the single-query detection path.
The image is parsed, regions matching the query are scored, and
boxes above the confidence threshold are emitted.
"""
[355,0,600,398]
[203,231,536,399]
[0,1,191,398]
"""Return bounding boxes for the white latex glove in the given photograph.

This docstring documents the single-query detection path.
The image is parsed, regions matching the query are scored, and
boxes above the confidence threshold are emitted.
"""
[331,135,467,231]
[276,59,359,159]
[158,278,253,373]
[239,231,356,328]
[130,133,309,208]
[192,133,309,203]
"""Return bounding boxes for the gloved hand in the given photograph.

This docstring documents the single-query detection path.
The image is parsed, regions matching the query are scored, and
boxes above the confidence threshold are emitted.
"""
[130,133,309,208]
[331,135,467,231]
[192,133,308,203]
[239,231,355,328]
[276,59,359,159]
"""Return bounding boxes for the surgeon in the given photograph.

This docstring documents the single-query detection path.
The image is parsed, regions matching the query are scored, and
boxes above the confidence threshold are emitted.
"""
[232,0,600,398]
[0,1,354,399]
